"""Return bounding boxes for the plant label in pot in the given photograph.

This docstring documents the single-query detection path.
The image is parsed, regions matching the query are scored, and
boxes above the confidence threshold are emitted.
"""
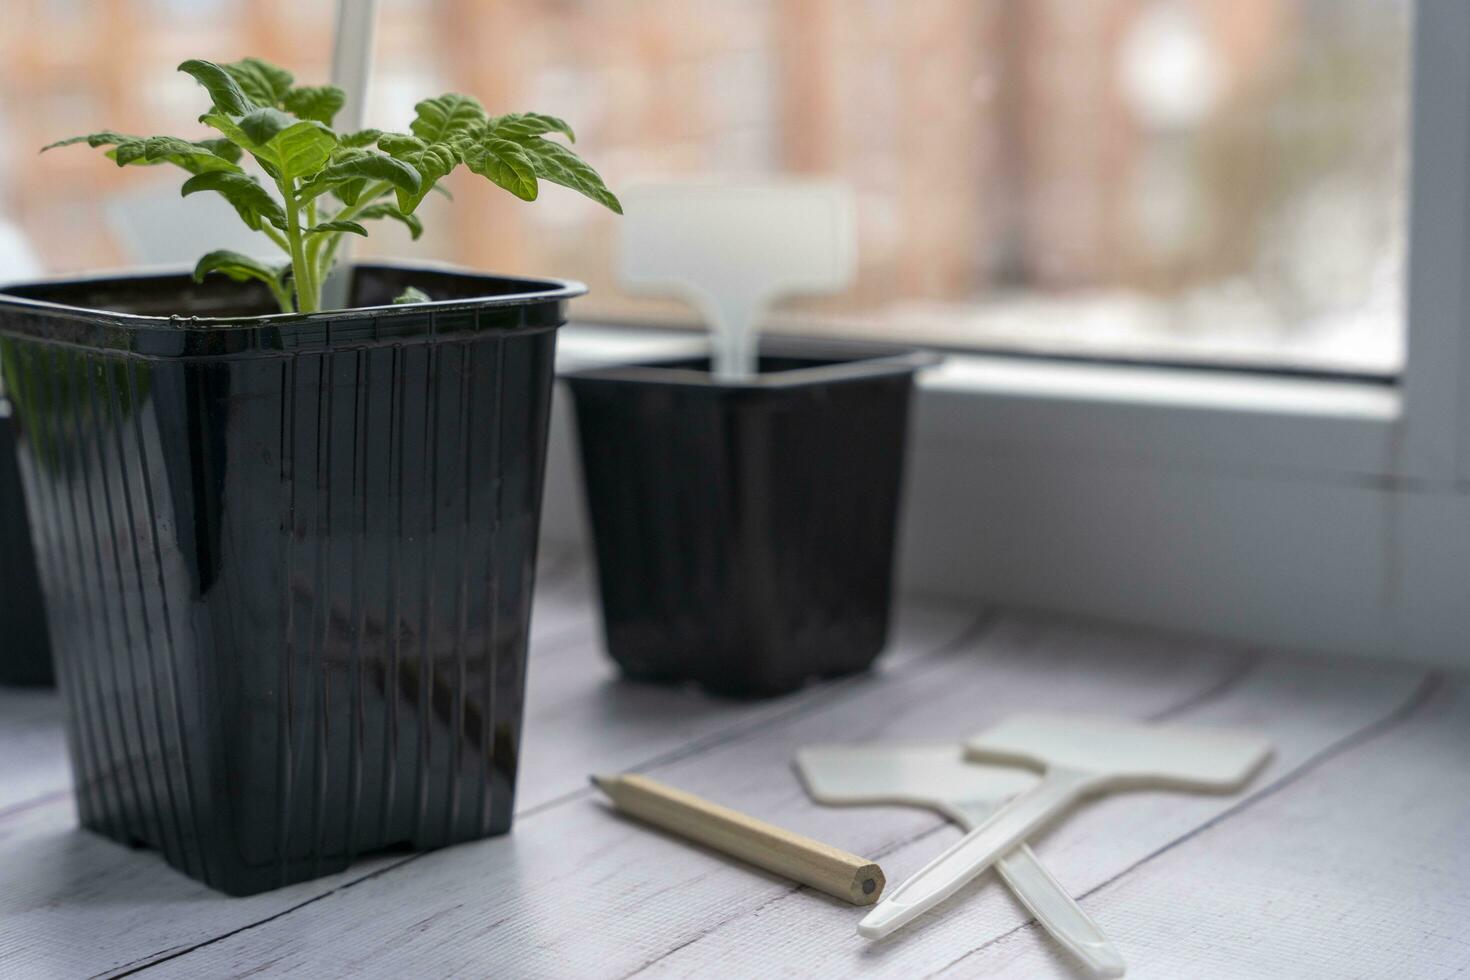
[5,56,620,895]
[568,182,936,696]
[619,181,856,379]
[565,340,938,698]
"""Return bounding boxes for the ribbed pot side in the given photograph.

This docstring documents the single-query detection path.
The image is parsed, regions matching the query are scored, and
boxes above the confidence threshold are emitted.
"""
[565,347,927,698]
[0,409,52,685]
[0,265,571,895]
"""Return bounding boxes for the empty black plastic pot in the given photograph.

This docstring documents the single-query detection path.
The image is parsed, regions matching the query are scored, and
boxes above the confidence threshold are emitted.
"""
[0,405,51,685]
[0,263,578,895]
[563,339,936,698]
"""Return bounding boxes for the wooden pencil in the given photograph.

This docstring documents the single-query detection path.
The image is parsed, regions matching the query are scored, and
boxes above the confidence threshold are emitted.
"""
[591,772,885,905]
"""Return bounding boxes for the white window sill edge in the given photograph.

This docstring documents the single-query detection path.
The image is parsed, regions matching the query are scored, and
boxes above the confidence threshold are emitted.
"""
[921,355,1397,420]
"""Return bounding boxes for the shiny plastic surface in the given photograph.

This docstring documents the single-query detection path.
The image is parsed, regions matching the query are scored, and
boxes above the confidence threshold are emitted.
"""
[564,341,928,697]
[0,409,51,685]
[0,264,575,894]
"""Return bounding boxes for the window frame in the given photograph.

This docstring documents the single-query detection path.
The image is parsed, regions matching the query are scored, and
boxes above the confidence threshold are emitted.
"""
[1401,0,1470,484]
[540,0,1470,667]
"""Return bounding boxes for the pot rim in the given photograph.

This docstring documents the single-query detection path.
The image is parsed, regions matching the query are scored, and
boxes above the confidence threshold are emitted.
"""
[0,259,587,329]
[560,336,940,389]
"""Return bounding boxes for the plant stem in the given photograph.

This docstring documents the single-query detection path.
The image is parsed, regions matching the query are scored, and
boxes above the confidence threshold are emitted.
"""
[262,223,290,254]
[267,278,294,314]
[317,228,352,287]
[281,177,317,313]
[260,221,293,311]
[314,180,393,287]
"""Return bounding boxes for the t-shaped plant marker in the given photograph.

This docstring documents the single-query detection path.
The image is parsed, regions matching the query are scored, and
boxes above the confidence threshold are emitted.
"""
[619,181,856,380]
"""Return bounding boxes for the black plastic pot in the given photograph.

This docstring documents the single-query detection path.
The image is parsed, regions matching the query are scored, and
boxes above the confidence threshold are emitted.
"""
[563,340,935,698]
[0,263,578,895]
[0,405,52,685]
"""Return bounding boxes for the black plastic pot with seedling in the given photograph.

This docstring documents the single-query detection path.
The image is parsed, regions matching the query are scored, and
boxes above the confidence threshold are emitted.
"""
[563,183,937,699]
[0,56,620,895]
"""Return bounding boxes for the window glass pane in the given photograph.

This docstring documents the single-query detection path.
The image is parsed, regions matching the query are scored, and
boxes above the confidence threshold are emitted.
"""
[0,0,1409,373]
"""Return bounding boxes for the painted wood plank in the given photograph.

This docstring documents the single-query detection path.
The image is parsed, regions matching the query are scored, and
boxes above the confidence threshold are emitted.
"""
[927,674,1469,979]
[618,654,1436,979]
[515,595,979,814]
[129,618,1266,978]
[0,686,68,813]
[0,575,978,978]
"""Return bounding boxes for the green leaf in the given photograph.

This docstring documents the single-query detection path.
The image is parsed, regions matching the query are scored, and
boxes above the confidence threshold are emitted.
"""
[355,202,424,240]
[412,144,458,202]
[339,128,383,148]
[47,63,621,316]
[100,135,241,175]
[227,111,335,178]
[489,112,576,143]
[322,150,371,206]
[199,111,280,180]
[195,138,243,164]
[223,57,293,107]
[193,249,281,285]
[514,138,621,213]
[465,137,538,201]
[193,249,291,311]
[408,161,452,212]
[377,132,427,156]
[283,85,346,125]
[393,286,431,304]
[40,131,132,152]
[178,59,256,115]
[379,137,458,213]
[200,111,261,152]
[330,179,368,208]
[268,120,336,178]
[180,172,286,231]
[299,152,421,202]
[410,93,487,143]
[107,138,149,165]
[138,136,201,160]
[144,136,241,173]
[304,219,367,237]
[320,144,382,205]
[236,107,296,147]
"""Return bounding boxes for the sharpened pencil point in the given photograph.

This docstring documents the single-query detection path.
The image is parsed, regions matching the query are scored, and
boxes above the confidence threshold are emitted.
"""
[590,774,614,794]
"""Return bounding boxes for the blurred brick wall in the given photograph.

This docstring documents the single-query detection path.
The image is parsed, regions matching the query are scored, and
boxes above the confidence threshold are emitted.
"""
[0,0,1400,335]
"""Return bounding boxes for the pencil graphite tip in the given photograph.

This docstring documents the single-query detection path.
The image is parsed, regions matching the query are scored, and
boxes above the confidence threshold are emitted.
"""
[589,774,614,794]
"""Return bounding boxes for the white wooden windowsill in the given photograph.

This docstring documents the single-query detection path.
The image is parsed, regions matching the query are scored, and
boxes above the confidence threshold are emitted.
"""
[1,549,1465,977]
